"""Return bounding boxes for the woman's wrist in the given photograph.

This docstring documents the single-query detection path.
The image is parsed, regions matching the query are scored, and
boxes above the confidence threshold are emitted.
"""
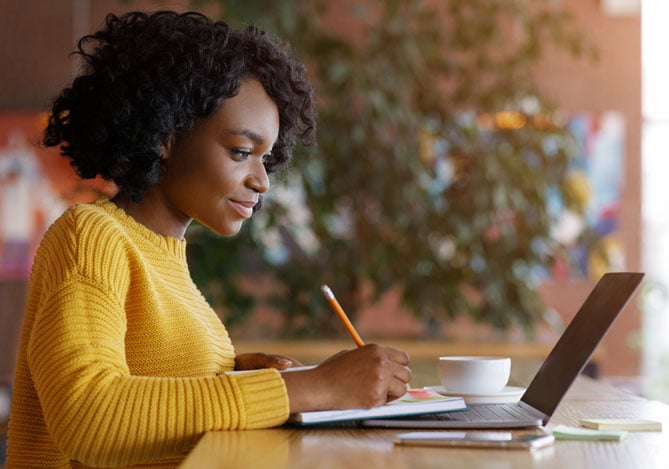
[281,367,329,413]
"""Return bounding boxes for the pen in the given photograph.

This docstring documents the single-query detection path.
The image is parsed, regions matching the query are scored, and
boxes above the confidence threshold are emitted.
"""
[320,284,365,347]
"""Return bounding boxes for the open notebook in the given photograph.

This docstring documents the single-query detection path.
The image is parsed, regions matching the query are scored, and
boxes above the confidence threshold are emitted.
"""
[288,388,466,425]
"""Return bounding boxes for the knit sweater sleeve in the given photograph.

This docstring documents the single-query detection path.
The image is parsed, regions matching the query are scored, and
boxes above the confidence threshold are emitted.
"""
[24,210,289,467]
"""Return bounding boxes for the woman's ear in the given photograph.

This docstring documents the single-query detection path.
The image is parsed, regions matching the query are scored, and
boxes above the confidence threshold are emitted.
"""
[159,134,175,160]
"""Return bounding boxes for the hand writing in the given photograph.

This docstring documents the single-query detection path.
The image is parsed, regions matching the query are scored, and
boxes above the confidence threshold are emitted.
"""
[282,343,411,413]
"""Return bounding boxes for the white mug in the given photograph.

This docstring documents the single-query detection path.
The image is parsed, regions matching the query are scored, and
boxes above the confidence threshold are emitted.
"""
[438,356,511,394]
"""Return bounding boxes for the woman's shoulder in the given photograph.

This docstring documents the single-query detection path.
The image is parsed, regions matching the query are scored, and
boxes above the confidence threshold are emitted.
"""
[36,196,138,271]
[33,197,136,294]
[45,197,127,243]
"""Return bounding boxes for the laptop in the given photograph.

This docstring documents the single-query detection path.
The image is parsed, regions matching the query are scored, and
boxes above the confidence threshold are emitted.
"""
[361,272,645,429]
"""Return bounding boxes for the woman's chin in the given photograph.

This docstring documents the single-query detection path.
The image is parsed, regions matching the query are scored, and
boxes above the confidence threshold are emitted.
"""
[211,221,244,238]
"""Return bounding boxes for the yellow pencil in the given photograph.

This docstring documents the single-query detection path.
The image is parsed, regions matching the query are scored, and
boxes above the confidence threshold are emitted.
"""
[320,284,365,348]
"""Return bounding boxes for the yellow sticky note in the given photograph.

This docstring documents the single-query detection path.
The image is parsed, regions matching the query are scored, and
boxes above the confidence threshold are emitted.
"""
[579,419,662,432]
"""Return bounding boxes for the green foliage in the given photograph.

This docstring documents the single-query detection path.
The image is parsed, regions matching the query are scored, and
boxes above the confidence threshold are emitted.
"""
[187,0,598,337]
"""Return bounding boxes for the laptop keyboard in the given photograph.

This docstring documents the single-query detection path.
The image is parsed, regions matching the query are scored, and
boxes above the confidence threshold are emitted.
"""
[432,404,539,422]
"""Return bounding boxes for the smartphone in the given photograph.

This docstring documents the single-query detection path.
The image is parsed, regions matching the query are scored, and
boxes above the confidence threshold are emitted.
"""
[394,431,555,450]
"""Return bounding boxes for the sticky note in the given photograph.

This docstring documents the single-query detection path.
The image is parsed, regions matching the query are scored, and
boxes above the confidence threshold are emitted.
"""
[579,418,662,431]
[552,425,627,441]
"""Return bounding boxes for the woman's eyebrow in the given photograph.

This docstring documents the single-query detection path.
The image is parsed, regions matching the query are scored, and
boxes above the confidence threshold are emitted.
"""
[229,129,265,145]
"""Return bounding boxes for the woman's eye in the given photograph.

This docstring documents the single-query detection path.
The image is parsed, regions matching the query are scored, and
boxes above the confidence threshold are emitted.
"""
[231,149,251,160]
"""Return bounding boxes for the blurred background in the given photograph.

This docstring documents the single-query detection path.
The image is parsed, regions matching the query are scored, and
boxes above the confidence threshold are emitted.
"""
[1,0,666,462]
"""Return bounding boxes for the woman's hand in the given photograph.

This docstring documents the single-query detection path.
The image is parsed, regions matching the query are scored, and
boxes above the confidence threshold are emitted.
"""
[235,352,304,371]
[281,343,411,413]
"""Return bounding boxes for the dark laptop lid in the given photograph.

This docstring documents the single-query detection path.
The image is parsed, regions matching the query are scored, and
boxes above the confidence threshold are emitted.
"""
[521,272,644,419]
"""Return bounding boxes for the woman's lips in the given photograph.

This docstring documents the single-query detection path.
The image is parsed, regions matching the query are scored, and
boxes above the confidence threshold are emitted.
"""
[229,199,256,219]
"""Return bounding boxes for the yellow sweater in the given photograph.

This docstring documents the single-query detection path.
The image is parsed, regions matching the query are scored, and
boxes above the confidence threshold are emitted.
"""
[6,197,289,468]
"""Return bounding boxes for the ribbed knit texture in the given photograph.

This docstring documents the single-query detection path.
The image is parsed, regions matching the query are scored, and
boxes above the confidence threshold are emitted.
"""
[6,197,289,468]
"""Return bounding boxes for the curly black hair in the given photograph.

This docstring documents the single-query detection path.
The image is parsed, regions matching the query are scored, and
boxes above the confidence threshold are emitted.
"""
[43,10,316,202]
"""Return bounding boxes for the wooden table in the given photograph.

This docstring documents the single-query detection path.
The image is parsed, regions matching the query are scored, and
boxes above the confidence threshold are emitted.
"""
[180,377,669,468]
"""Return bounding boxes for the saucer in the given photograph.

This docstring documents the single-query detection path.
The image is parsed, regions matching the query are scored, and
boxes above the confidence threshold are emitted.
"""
[424,385,526,404]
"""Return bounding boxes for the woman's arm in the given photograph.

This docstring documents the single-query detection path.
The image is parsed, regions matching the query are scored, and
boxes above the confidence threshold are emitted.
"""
[27,277,289,467]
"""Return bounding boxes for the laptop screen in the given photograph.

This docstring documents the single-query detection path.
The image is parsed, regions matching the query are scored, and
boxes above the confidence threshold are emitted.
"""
[521,272,644,417]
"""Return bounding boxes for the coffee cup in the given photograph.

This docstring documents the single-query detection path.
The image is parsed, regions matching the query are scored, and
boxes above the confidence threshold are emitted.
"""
[438,356,511,394]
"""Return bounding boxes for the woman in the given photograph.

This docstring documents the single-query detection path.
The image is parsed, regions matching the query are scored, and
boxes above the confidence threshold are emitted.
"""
[6,11,411,468]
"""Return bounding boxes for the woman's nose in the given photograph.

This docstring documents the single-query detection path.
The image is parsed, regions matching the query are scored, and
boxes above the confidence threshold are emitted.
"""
[248,159,270,193]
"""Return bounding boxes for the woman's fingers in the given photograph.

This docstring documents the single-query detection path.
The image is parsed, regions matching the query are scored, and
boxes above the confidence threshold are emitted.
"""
[387,381,410,401]
[386,347,411,367]
[235,352,304,370]
[396,364,412,384]
[386,362,412,402]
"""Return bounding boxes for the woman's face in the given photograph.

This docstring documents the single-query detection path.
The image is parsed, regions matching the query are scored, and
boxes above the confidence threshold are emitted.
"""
[160,78,279,237]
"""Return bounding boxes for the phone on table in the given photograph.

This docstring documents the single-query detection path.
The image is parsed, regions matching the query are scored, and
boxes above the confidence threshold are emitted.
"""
[394,431,555,450]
